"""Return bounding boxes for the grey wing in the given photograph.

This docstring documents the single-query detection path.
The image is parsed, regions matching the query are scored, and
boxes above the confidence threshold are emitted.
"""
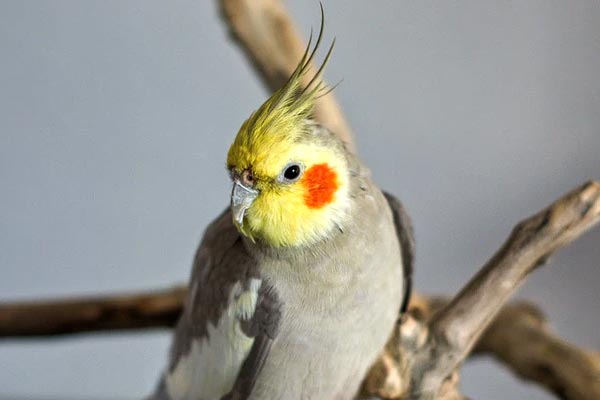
[383,191,415,314]
[153,208,281,400]
[223,285,282,400]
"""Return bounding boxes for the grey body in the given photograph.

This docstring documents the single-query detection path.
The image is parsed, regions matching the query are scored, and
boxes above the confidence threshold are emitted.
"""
[246,179,404,399]
[151,151,411,400]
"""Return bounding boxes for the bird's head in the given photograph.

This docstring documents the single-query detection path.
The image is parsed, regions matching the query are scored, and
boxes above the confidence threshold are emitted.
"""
[226,25,350,248]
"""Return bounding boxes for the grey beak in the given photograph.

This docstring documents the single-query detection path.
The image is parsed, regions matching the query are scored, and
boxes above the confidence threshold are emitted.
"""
[231,180,259,233]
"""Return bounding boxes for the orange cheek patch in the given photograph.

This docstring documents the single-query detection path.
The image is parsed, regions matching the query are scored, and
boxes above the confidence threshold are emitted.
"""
[302,163,339,209]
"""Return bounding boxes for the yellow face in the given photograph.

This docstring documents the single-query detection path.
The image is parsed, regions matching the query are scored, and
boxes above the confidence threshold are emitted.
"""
[227,124,350,248]
[227,20,346,247]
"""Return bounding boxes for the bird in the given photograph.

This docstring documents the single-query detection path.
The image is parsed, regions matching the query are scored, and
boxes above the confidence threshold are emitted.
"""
[150,12,413,400]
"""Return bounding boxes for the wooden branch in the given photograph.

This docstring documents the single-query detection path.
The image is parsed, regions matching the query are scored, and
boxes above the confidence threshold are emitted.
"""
[213,4,600,396]
[0,287,185,338]
[2,2,599,400]
[2,288,598,400]
[475,302,600,400]
[216,2,600,397]
[399,181,600,399]
[362,297,600,400]
[218,0,355,152]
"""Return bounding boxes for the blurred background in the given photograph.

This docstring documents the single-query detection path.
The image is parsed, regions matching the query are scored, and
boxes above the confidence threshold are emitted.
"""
[0,1,599,399]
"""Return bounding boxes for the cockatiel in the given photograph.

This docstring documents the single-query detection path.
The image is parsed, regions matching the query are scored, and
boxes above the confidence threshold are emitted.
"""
[150,15,414,400]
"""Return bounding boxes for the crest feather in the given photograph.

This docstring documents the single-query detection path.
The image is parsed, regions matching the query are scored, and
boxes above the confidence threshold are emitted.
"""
[229,5,335,165]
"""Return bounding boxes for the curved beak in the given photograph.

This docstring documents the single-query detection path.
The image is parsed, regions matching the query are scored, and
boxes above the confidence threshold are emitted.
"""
[231,180,259,237]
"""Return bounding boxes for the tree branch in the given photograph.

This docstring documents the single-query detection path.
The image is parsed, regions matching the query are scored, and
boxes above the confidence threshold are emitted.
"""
[0,287,185,338]
[363,297,600,400]
[2,282,598,400]
[401,181,600,399]
[1,2,599,400]
[475,302,600,400]
[215,2,600,397]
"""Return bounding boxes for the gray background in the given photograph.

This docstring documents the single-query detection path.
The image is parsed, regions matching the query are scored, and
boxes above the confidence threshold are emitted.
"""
[0,1,598,399]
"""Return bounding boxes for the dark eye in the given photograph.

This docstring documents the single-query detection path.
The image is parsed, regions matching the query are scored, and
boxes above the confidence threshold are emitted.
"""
[280,163,304,183]
[284,165,300,180]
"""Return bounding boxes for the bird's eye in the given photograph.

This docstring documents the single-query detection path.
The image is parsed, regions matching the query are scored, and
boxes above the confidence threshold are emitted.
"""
[280,163,304,183]
[284,165,300,180]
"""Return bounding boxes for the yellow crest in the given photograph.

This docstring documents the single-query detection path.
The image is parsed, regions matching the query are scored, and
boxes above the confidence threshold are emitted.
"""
[227,7,336,176]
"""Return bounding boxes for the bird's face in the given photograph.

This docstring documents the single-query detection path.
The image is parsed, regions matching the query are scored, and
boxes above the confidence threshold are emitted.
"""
[226,20,347,248]
[227,124,350,248]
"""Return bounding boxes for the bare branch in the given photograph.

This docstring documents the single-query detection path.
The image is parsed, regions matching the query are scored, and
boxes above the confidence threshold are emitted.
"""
[405,181,600,399]
[218,0,355,152]
[0,287,185,338]
[2,1,599,399]
[475,302,600,400]
[214,4,600,397]
[1,270,598,399]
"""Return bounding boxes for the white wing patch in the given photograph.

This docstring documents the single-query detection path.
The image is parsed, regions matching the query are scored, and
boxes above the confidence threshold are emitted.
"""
[236,278,261,320]
[166,279,262,400]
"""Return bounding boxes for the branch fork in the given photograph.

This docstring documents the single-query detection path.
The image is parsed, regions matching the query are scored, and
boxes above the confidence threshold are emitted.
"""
[1,2,599,400]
